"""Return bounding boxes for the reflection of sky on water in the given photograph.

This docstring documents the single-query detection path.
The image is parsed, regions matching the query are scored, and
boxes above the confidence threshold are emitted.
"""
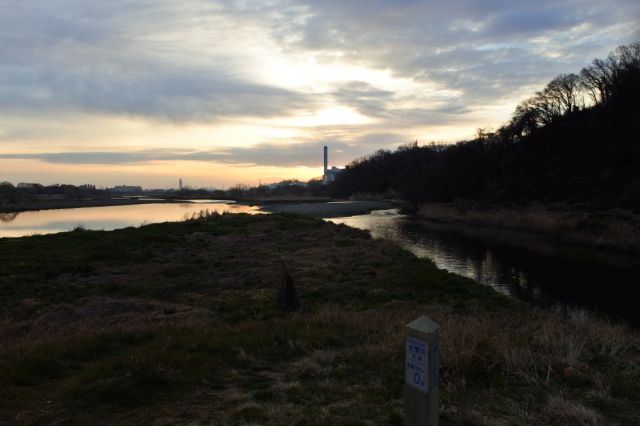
[0,201,259,238]
[0,212,20,222]
[329,210,638,325]
[2,220,132,231]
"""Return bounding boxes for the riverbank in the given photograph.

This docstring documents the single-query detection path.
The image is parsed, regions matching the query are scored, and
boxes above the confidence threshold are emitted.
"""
[0,196,384,220]
[240,195,333,204]
[417,202,640,255]
[1,214,639,424]
[260,200,393,217]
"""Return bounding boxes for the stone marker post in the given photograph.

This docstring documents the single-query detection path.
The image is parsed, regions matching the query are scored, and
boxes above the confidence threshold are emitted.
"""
[404,316,439,426]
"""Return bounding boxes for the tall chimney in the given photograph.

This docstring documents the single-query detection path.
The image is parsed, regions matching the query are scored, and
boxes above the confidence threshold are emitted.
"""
[323,146,328,174]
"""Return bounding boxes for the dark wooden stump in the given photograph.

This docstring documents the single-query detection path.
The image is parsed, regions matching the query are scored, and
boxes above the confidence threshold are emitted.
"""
[278,261,300,312]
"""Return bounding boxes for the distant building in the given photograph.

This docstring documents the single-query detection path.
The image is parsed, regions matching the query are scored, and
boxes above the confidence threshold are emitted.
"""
[267,181,308,190]
[322,146,342,184]
[323,167,341,184]
[111,185,142,194]
[17,183,38,189]
[179,178,183,190]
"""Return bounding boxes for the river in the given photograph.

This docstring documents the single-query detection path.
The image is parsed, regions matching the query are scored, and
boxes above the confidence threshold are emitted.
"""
[2,203,638,325]
[329,209,640,326]
[0,200,260,237]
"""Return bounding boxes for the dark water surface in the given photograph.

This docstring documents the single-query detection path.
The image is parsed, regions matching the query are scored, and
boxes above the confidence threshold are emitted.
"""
[329,209,640,325]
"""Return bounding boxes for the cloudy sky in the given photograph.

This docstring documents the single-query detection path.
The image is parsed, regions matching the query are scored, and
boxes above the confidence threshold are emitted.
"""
[1,1,638,188]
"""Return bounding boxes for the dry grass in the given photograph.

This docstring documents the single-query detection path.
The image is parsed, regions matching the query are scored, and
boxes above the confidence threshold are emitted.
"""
[1,302,639,424]
[1,214,639,424]
[546,396,602,425]
[418,203,640,253]
[435,307,640,424]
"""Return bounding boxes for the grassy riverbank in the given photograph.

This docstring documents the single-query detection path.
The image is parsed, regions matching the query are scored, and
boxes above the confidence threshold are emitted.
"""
[418,203,640,255]
[1,214,639,425]
[259,200,393,217]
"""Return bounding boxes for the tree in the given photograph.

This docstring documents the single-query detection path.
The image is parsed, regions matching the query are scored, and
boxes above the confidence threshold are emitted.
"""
[546,73,582,113]
[579,43,640,106]
[508,89,561,137]
[580,64,606,105]
[0,182,18,203]
[227,184,250,198]
[327,42,640,211]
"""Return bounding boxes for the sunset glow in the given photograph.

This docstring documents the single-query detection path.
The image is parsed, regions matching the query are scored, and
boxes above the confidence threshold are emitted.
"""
[1,1,638,188]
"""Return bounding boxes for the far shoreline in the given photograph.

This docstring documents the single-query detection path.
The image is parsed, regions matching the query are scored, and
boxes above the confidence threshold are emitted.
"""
[1,197,398,220]
[416,202,640,256]
[258,200,395,218]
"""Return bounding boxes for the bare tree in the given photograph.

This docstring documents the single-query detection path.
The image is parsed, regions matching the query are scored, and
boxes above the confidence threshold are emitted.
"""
[581,58,614,104]
[580,42,640,106]
[546,73,582,113]
[615,42,640,70]
[508,92,556,137]
[580,65,606,105]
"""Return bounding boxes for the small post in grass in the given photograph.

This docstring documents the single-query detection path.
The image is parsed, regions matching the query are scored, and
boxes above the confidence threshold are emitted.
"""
[404,316,439,426]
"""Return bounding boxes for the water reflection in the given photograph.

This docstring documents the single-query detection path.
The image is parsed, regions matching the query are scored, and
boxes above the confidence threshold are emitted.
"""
[329,209,640,325]
[0,201,260,238]
[0,212,20,222]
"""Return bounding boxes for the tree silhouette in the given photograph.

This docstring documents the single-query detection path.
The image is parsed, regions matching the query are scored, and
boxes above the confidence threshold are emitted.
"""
[329,42,640,211]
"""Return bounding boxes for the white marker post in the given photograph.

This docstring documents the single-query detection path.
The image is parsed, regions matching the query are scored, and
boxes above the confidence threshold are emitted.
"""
[405,316,439,426]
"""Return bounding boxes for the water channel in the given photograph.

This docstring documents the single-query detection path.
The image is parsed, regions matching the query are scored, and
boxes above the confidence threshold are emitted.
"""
[330,209,640,326]
[2,203,638,325]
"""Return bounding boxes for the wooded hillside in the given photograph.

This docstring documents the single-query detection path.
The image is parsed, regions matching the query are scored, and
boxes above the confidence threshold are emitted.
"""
[330,43,640,211]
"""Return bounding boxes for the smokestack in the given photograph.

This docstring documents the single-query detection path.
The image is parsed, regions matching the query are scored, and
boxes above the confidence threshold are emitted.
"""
[323,146,328,174]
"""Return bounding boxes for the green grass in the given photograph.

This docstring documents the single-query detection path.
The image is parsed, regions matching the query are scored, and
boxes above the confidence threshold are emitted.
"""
[1,213,639,425]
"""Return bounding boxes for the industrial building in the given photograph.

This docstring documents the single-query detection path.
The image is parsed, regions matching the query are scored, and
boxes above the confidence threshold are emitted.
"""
[111,185,142,194]
[322,145,341,184]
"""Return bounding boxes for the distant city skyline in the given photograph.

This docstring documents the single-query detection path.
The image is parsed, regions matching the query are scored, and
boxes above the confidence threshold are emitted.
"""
[1,1,638,187]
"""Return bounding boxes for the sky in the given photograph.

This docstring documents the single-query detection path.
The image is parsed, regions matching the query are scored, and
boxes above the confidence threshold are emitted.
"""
[1,1,638,189]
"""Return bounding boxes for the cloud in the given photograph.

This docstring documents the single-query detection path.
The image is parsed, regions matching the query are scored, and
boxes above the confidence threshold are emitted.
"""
[1,0,639,187]
[3,1,637,125]
[0,65,314,122]
[329,81,394,117]
[262,0,640,100]
[0,130,410,169]
[0,1,317,122]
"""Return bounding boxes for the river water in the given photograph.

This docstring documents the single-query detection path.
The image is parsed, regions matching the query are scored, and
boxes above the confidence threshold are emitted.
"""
[329,209,640,326]
[2,203,638,324]
[0,200,259,238]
